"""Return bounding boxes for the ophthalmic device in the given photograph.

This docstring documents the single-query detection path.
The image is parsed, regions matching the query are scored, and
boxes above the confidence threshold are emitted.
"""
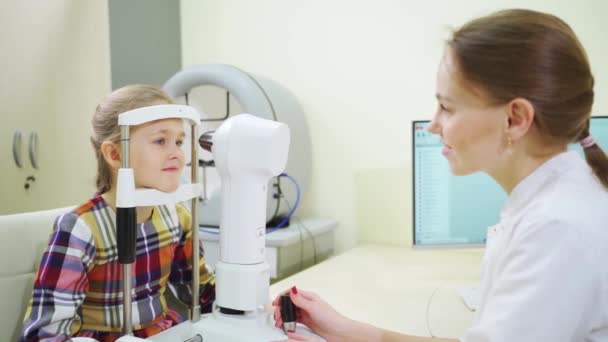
[85,105,322,342]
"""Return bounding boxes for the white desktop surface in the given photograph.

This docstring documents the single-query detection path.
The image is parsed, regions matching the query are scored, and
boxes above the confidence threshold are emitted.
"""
[270,244,484,338]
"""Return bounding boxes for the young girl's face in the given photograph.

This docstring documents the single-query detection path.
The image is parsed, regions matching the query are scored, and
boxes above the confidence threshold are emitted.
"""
[428,48,508,175]
[129,118,185,192]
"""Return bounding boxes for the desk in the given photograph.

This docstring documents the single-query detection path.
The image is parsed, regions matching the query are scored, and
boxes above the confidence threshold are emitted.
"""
[270,244,484,338]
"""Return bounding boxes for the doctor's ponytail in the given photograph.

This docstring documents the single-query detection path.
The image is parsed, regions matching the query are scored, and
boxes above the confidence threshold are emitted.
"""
[448,9,608,190]
[578,126,608,189]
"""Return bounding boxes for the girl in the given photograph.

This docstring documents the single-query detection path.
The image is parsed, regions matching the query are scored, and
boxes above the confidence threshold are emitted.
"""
[20,85,215,342]
[274,9,608,342]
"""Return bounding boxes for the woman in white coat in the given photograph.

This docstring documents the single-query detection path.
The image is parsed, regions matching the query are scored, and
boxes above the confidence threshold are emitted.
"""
[273,8,608,342]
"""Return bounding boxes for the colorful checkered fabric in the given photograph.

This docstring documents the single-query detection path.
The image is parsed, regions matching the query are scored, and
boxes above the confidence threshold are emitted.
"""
[19,194,215,342]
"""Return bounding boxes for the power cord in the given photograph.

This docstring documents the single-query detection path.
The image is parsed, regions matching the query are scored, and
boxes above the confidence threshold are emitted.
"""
[425,281,446,338]
[295,214,304,271]
[294,214,317,265]
[267,173,301,233]
[281,195,318,266]
[281,196,305,270]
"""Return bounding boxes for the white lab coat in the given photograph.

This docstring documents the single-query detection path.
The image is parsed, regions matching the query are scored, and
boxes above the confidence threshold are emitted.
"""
[462,151,608,342]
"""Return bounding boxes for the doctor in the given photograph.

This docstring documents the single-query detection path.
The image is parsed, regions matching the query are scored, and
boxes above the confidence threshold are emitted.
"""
[273,8,608,342]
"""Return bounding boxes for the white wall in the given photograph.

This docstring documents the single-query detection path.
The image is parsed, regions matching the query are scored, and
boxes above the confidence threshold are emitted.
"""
[0,1,111,214]
[180,0,608,252]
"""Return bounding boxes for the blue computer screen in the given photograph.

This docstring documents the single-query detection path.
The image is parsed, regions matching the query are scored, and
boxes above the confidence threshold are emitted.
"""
[413,116,608,246]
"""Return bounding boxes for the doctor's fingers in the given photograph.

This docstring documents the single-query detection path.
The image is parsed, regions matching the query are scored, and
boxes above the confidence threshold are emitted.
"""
[274,307,283,327]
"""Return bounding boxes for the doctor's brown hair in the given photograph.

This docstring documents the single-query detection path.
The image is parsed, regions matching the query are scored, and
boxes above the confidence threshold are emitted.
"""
[90,85,174,194]
[448,9,608,189]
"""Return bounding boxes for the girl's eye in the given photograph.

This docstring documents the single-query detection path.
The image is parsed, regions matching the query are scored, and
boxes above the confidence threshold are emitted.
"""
[154,138,165,145]
[176,140,183,147]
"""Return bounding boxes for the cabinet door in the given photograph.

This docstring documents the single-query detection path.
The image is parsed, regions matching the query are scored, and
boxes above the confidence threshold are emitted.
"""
[0,0,111,214]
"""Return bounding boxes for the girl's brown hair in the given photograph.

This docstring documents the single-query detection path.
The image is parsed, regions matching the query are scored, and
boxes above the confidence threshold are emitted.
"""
[90,84,174,194]
[449,9,608,189]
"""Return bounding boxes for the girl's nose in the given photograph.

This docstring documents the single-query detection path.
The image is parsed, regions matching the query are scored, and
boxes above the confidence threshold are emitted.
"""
[168,144,182,159]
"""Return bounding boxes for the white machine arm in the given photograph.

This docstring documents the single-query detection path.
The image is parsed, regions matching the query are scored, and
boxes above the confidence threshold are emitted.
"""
[212,114,289,313]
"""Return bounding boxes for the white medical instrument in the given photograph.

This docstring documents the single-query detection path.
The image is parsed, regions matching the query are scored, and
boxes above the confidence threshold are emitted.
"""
[102,104,319,341]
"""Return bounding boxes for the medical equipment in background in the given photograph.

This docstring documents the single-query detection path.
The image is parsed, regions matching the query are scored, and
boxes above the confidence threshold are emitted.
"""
[109,105,321,341]
[163,64,312,229]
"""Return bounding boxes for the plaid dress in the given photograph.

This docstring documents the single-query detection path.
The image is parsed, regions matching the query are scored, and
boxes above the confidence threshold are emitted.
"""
[19,194,215,342]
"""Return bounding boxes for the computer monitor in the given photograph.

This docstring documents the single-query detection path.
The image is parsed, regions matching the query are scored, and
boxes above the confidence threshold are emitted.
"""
[412,116,608,247]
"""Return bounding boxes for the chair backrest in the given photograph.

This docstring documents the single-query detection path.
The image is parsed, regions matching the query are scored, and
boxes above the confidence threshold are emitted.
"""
[0,206,74,342]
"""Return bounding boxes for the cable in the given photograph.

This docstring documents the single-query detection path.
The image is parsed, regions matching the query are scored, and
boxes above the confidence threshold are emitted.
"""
[425,281,446,338]
[295,215,304,271]
[280,195,305,270]
[280,194,318,266]
[271,173,300,230]
[293,214,317,265]
[267,173,301,233]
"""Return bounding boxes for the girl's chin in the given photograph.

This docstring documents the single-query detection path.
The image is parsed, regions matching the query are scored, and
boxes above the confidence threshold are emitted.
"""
[137,182,180,193]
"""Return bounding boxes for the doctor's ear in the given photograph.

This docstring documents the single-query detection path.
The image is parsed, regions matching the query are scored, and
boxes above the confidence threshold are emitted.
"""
[100,141,121,170]
[506,98,535,141]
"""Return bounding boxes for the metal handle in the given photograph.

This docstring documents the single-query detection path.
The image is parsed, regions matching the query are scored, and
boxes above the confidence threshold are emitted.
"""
[185,334,203,342]
[191,124,201,321]
[12,130,23,168]
[118,125,135,336]
[28,131,39,169]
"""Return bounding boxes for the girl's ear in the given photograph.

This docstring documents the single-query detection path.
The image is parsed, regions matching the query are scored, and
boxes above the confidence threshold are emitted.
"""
[100,141,121,170]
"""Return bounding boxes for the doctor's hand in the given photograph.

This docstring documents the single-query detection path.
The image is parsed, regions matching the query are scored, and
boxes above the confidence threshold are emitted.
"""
[273,286,351,341]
